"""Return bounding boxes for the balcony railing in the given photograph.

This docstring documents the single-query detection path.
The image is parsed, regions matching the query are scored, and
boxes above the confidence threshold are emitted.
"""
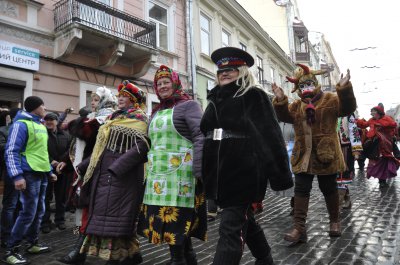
[295,52,310,62]
[54,0,156,49]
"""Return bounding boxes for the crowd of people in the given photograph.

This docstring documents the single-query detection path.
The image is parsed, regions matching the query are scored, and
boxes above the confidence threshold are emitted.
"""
[0,46,399,265]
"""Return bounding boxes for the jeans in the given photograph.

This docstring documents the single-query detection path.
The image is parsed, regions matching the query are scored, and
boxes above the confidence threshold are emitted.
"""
[7,172,48,248]
[1,175,20,244]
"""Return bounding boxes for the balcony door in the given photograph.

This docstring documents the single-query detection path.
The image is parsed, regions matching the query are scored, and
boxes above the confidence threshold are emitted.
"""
[79,0,112,33]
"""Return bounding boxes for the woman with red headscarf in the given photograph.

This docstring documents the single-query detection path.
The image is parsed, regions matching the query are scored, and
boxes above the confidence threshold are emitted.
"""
[357,103,399,187]
[138,65,207,265]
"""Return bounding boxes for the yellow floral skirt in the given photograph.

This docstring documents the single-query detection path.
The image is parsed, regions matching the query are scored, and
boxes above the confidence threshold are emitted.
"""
[80,235,140,261]
[138,182,207,246]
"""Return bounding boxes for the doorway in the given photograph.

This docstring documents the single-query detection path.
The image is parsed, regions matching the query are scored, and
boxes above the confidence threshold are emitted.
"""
[0,77,25,195]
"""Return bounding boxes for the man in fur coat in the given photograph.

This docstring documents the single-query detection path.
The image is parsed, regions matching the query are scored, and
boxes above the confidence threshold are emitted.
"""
[272,64,357,245]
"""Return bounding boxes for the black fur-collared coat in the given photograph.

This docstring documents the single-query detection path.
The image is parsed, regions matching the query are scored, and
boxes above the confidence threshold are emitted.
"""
[200,82,293,208]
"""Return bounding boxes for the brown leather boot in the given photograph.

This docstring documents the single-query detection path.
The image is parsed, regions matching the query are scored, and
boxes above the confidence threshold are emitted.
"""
[324,192,341,237]
[284,196,309,245]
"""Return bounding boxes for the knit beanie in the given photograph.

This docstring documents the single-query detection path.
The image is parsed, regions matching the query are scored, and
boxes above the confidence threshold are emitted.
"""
[24,96,44,113]
[371,103,385,115]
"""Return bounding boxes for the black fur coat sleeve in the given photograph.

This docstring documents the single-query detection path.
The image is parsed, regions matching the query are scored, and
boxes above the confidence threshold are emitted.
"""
[245,88,293,191]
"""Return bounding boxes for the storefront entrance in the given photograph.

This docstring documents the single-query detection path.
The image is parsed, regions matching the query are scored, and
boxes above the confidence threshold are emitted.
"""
[0,77,25,195]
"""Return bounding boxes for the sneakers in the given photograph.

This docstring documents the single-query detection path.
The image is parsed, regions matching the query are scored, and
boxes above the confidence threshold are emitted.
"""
[3,248,29,265]
[26,243,50,254]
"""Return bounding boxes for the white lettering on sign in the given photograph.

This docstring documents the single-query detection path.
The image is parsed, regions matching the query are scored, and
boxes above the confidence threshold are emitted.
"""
[0,40,40,71]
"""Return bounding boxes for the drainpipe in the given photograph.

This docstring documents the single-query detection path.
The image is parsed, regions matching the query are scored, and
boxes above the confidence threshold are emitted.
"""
[186,0,196,99]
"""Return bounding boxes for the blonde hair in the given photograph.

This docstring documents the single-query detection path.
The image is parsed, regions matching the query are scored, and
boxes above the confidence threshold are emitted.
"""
[215,66,262,97]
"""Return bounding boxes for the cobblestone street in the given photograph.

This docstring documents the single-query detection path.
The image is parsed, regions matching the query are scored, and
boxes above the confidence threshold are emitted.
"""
[2,167,400,265]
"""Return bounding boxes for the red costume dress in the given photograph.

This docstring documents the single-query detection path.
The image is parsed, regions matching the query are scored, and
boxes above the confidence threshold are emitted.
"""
[357,114,399,181]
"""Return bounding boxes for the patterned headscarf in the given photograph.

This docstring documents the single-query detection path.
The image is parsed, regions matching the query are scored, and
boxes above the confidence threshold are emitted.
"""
[152,65,191,114]
[118,80,146,110]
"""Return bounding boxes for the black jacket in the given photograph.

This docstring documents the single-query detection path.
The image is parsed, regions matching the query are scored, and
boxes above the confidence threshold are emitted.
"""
[200,82,293,208]
[0,125,9,179]
[47,128,71,164]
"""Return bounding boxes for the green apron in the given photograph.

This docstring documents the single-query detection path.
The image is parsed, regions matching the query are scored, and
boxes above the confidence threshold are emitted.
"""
[143,108,195,208]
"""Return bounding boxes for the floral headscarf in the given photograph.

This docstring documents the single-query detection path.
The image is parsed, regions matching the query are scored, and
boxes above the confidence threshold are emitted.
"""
[152,65,191,114]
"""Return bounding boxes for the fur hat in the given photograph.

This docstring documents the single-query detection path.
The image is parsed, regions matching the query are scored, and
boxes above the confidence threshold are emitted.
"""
[24,96,44,113]
[211,47,254,69]
[92,86,117,110]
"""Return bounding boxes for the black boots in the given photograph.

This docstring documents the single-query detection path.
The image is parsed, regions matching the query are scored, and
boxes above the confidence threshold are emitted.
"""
[166,239,198,265]
[246,228,274,265]
[120,252,143,265]
[57,233,86,264]
[167,245,186,265]
[379,179,388,187]
[184,238,197,265]
[254,254,274,265]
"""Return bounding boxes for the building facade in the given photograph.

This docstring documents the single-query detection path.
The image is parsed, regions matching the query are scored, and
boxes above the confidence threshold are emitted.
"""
[192,0,296,109]
[0,0,189,117]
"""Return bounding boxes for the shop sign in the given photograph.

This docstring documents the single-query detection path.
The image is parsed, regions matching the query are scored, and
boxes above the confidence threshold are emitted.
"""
[0,41,40,71]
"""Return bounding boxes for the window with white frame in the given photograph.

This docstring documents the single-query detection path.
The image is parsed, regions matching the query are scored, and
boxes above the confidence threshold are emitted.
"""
[200,13,211,55]
[147,93,160,116]
[256,56,264,84]
[239,42,247,51]
[279,74,283,86]
[295,35,308,53]
[222,29,230,47]
[270,67,275,83]
[149,2,168,50]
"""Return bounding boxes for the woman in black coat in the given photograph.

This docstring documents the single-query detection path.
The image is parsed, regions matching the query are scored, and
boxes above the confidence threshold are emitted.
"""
[201,47,293,265]
[77,81,149,265]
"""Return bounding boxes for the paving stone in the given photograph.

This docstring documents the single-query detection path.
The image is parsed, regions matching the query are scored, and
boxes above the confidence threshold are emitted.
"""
[2,167,400,264]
